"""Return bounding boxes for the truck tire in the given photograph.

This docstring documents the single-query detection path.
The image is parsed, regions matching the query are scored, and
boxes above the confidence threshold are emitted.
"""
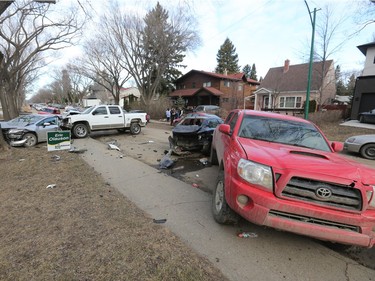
[73,123,89,138]
[209,146,218,165]
[22,132,38,147]
[130,122,141,135]
[212,170,239,224]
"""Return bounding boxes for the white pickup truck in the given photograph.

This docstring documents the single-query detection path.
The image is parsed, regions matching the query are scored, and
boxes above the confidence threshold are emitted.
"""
[60,105,147,138]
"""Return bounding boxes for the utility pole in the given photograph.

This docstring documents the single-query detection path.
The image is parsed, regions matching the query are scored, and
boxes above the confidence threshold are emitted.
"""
[304,1,318,120]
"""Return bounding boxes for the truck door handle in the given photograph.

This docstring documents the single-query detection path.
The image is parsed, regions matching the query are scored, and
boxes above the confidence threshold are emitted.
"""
[104,116,109,118]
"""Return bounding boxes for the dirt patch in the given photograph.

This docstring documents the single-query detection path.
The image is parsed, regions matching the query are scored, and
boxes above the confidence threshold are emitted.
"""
[0,145,229,281]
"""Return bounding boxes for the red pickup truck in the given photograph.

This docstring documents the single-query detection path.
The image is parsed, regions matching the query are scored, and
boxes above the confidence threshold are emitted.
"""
[210,109,375,248]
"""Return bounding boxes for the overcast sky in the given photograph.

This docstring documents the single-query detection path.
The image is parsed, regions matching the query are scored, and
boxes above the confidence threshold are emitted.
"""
[55,0,374,85]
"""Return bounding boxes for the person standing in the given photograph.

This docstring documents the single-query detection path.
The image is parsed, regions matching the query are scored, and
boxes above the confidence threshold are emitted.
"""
[166,108,171,122]
[170,108,176,126]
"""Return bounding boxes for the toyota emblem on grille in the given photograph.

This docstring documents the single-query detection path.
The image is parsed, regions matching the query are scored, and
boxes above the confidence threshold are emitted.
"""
[316,187,332,199]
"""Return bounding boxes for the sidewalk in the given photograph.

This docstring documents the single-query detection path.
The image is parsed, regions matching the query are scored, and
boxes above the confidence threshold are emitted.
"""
[73,137,375,281]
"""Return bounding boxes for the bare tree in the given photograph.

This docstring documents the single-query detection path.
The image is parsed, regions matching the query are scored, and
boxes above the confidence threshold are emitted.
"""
[103,1,200,109]
[0,0,87,120]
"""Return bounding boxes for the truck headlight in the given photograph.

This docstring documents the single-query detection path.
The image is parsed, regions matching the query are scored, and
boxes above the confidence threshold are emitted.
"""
[237,159,273,191]
[366,186,375,209]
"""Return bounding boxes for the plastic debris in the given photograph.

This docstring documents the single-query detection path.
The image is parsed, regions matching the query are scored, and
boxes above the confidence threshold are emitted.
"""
[108,143,121,151]
[199,158,208,165]
[51,155,61,161]
[46,184,57,189]
[159,149,174,169]
[139,140,154,144]
[69,147,87,154]
[153,219,167,224]
[237,232,258,238]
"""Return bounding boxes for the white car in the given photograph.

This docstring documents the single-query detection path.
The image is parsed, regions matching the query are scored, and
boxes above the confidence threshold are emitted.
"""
[344,134,375,160]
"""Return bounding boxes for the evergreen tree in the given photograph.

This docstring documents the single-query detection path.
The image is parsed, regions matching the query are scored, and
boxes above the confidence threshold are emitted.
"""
[242,64,251,78]
[346,74,356,96]
[335,65,346,96]
[215,38,240,74]
[250,63,258,81]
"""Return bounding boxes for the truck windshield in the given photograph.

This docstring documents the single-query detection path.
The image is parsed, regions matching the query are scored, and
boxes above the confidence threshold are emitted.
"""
[238,115,331,152]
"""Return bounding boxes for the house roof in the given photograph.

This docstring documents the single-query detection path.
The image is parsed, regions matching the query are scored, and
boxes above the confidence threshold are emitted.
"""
[176,69,260,85]
[260,60,333,92]
[357,41,375,56]
[170,87,224,97]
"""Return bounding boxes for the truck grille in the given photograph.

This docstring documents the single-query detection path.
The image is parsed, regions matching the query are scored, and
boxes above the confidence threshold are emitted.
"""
[269,210,359,232]
[282,177,362,211]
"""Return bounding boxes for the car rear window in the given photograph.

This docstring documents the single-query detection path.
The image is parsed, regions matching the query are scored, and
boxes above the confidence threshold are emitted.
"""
[238,115,331,152]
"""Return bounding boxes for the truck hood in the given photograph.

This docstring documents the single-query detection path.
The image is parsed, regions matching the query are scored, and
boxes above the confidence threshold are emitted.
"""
[238,138,375,185]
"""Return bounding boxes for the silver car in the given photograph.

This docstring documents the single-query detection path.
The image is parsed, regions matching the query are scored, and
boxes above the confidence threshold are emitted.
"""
[344,134,375,160]
[0,114,61,147]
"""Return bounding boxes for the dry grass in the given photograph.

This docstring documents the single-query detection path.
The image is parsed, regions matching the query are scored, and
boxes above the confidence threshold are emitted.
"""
[0,147,229,281]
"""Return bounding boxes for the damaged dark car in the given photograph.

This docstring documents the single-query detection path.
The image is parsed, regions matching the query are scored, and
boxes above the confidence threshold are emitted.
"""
[169,112,223,155]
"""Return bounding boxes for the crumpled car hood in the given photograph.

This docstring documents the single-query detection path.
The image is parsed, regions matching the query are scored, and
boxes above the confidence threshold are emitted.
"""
[238,138,375,185]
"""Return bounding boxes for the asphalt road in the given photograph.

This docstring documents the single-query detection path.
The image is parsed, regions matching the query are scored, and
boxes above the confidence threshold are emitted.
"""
[75,122,375,281]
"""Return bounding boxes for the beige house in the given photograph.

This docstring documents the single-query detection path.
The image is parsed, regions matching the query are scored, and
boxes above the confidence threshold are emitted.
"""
[254,60,336,115]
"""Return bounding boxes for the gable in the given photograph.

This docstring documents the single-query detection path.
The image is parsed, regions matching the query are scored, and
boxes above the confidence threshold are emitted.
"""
[260,60,333,92]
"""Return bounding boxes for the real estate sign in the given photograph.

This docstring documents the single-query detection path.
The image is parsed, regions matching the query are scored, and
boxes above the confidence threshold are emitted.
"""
[47,131,71,151]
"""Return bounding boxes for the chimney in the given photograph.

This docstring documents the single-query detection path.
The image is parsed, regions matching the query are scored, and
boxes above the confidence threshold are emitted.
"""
[283,59,290,73]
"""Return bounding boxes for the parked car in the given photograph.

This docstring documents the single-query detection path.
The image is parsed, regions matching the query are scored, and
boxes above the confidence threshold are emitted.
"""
[344,134,375,160]
[129,110,150,123]
[210,109,375,248]
[38,106,61,115]
[358,109,375,124]
[194,105,221,116]
[0,114,61,147]
[169,112,223,155]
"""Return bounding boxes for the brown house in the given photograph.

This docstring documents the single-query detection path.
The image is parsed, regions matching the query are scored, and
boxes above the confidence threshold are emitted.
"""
[170,70,260,112]
[254,60,336,114]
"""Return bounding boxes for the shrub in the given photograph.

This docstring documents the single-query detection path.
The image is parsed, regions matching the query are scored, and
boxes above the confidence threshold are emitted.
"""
[308,110,343,126]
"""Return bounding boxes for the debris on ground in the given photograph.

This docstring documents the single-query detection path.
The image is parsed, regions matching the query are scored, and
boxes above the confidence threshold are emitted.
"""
[51,155,61,161]
[139,140,154,144]
[159,149,174,169]
[153,218,167,224]
[46,184,57,189]
[199,158,208,165]
[237,232,258,238]
[69,147,87,154]
[192,183,199,188]
[108,143,121,151]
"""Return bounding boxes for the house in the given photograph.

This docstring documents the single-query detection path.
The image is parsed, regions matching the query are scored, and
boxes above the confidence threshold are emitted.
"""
[82,92,101,107]
[115,87,141,109]
[170,70,260,113]
[350,41,375,120]
[253,59,336,115]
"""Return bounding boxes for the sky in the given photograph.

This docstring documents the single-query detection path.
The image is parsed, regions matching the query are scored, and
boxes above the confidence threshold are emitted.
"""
[48,0,374,88]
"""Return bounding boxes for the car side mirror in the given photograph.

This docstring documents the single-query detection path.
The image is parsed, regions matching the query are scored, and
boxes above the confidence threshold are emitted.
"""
[218,124,231,135]
[331,141,343,152]
[43,122,51,127]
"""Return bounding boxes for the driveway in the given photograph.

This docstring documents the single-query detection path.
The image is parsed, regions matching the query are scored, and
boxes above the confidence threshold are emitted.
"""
[74,123,375,281]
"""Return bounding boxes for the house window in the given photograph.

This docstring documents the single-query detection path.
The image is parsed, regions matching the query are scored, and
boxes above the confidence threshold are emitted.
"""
[222,98,229,103]
[238,84,243,91]
[203,81,211,87]
[224,81,231,87]
[279,96,302,108]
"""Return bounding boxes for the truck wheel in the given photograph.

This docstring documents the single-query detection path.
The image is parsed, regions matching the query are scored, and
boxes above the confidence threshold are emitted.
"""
[209,146,218,165]
[130,123,141,135]
[360,144,375,160]
[212,170,238,224]
[22,133,38,147]
[73,123,89,138]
